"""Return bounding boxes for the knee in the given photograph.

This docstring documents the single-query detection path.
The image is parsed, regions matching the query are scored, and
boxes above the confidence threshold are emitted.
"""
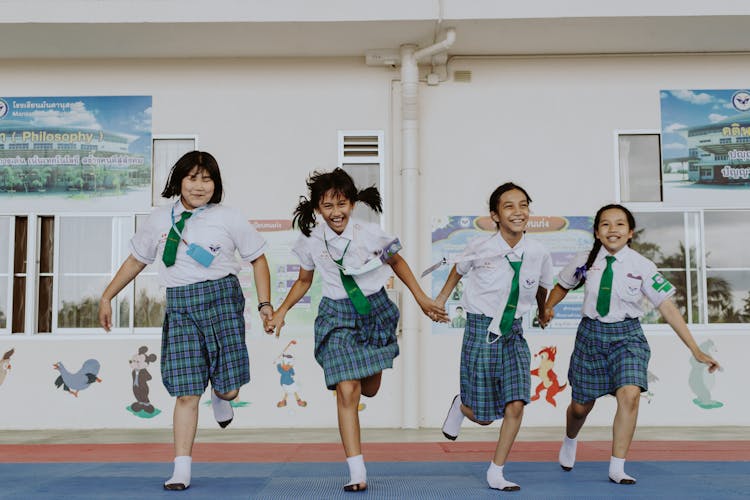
[336,381,361,407]
[504,401,524,419]
[569,401,593,419]
[175,395,200,409]
[617,386,641,411]
[214,388,239,401]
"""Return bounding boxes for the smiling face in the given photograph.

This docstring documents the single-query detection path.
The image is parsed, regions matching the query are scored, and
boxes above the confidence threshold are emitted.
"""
[595,207,634,254]
[491,188,529,243]
[317,189,355,235]
[180,166,215,210]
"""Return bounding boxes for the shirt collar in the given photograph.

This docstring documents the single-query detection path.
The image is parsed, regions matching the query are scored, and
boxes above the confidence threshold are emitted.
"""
[494,232,526,258]
[323,219,354,242]
[596,244,631,263]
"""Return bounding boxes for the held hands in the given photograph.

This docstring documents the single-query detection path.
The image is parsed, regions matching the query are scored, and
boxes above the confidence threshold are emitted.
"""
[693,349,721,374]
[538,306,555,329]
[420,297,449,323]
[259,304,275,334]
[266,309,287,338]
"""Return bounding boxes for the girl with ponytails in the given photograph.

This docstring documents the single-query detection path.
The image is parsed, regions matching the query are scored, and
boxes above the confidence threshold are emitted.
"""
[542,204,719,485]
[268,168,448,492]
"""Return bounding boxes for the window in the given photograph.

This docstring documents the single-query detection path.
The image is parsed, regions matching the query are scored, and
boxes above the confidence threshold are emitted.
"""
[616,132,662,202]
[338,131,384,225]
[152,137,197,207]
[0,217,10,332]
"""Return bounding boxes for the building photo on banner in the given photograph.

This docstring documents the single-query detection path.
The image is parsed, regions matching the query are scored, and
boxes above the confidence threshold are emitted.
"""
[660,89,750,207]
[0,95,152,212]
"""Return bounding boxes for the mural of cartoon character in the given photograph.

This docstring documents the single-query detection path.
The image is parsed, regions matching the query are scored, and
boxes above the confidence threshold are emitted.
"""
[689,339,723,409]
[530,346,567,407]
[127,346,161,418]
[276,340,307,408]
[0,348,14,386]
[53,359,102,397]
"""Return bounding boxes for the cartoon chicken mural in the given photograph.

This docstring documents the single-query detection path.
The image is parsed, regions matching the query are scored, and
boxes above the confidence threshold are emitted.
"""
[0,348,14,386]
[53,359,102,397]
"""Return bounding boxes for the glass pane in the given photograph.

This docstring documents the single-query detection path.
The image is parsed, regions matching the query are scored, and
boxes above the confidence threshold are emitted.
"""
[152,139,195,207]
[14,216,27,274]
[704,211,750,268]
[134,275,166,328]
[0,282,6,328]
[631,212,690,270]
[37,275,53,333]
[0,216,9,274]
[341,163,381,224]
[59,217,113,273]
[707,270,750,323]
[618,134,662,202]
[57,276,110,328]
[39,216,54,273]
[12,277,24,333]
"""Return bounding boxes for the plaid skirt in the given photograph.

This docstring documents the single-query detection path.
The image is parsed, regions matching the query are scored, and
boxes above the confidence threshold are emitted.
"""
[459,313,530,422]
[161,274,250,397]
[568,317,650,404]
[314,288,400,390]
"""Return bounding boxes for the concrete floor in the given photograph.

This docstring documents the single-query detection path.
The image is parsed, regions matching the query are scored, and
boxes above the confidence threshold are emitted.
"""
[1,426,746,444]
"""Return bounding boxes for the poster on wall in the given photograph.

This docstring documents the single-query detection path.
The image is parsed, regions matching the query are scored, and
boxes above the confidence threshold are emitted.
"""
[0,95,152,212]
[239,220,322,337]
[429,215,593,334]
[660,89,750,207]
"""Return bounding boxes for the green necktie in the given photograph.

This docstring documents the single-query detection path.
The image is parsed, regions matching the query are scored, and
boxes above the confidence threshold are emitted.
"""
[499,257,522,335]
[596,255,616,317]
[163,211,192,267]
[330,240,371,315]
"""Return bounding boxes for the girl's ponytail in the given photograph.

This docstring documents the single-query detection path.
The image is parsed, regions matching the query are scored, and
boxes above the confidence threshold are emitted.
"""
[573,239,601,290]
[355,186,383,214]
[293,196,316,237]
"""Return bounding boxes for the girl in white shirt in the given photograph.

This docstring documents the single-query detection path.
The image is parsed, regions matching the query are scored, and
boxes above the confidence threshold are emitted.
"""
[435,182,553,492]
[543,204,720,485]
[268,168,448,492]
[98,151,273,491]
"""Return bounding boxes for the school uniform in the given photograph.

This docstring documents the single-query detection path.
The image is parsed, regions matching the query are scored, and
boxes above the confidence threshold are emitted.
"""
[557,245,675,404]
[130,201,267,397]
[455,232,553,421]
[292,218,400,390]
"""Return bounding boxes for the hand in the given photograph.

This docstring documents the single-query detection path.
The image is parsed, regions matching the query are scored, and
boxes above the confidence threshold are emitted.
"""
[694,350,721,373]
[98,298,112,332]
[538,307,554,329]
[267,311,287,337]
[259,304,274,333]
[420,298,450,323]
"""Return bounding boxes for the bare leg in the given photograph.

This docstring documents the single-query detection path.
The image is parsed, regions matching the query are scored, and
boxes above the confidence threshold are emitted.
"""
[559,399,595,470]
[492,401,524,466]
[460,404,493,426]
[360,372,382,398]
[173,395,200,456]
[336,380,367,491]
[612,385,641,458]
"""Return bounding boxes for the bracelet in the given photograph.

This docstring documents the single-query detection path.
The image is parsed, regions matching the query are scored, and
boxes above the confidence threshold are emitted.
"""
[257,301,272,311]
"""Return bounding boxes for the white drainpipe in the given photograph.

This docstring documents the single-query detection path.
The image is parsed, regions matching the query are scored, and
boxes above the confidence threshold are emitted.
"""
[400,28,455,428]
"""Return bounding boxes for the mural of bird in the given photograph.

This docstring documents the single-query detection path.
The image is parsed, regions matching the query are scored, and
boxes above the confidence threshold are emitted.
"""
[53,359,102,397]
[0,348,14,386]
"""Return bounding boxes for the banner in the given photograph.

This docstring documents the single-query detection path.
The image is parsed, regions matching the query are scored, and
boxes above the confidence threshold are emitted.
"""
[0,96,152,211]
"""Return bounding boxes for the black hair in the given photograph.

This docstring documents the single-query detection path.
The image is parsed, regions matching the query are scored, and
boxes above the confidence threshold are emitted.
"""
[574,204,636,290]
[161,150,223,204]
[293,168,382,236]
[488,182,532,229]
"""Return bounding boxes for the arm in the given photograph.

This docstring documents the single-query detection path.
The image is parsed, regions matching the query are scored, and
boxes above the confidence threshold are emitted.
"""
[268,268,315,337]
[542,284,570,326]
[657,298,720,373]
[250,254,273,331]
[98,255,147,332]
[434,265,462,309]
[535,286,549,328]
[388,254,449,322]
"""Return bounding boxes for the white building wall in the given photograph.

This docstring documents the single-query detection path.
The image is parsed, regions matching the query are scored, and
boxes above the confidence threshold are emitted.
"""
[0,53,746,429]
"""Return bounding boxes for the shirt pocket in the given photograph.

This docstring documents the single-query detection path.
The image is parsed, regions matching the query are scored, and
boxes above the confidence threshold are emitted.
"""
[518,269,540,302]
[615,275,644,304]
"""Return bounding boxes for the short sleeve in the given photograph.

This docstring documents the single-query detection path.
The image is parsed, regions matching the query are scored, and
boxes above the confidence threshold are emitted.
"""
[291,233,315,270]
[228,209,267,262]
[539,250,554,289]
[129,210,160,265]
[556,252,587,290]
[639,259,676,307]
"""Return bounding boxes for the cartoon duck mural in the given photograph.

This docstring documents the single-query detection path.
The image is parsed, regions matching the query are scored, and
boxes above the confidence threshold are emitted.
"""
[0,348,14,386]
[276,340,307,408]
[53,359,102,397]
[688,339,723,409]
[530,346,567,407]
[127,346,161,418]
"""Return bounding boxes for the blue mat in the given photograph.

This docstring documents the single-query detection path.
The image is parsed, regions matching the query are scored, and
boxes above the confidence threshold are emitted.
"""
[0,461,747,499]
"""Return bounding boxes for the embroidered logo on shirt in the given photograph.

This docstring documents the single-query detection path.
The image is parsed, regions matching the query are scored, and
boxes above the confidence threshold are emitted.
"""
[522,278,537,289]
[651,273,673,293]
[209,244,221,254]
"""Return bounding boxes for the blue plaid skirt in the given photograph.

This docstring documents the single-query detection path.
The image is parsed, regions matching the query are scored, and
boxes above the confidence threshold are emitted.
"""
[459,313,530,422]
[314,288,400,390]
[568,317,650,404]
[161,274,250,397]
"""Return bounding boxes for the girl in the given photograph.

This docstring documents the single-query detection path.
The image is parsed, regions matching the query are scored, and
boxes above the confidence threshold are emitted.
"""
[436,182,552,492]
[98,151,273,491]
[542,204,720,485]
[267,168,448,492]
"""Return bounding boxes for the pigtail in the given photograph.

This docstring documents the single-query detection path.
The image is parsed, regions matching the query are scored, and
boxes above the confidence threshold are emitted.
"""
[293,196,316,237]
[355,186,383,214]
[573,239,602,290]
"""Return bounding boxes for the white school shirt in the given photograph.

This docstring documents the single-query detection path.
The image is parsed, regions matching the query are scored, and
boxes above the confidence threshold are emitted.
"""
[456,232,553,318]
[556,245,676,323]
[130,202,267,288]
[291,218,395,300]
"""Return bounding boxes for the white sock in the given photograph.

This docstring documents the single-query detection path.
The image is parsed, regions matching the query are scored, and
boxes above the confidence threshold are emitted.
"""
[487,461,520,491]
[441,394,464,440]
[559,436,577,470]
[609,456,636,484]
[211,389,234,428]
[164,456,191,489]
[346,454,367,485]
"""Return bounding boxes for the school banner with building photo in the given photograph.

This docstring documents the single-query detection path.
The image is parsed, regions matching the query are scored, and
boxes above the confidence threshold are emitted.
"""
[429,215,593,334]
[0,95,152,212]
[240,220,322,337]
[660,89,750,207]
